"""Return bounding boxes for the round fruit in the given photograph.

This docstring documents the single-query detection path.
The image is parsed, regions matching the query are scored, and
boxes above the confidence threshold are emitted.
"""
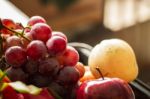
[77,77,135,99]
[52,31,68,42]
[27,16,46,26]
[30,23,52,43]
[75,62,85,78]
[5,46,27,67]
[6,67,28,82]
[6,35,22,48]
[26,40,47,60]
[38,58,59,76]
[88,38,138,82]
[56,66,80,85]
[46,36,67,56]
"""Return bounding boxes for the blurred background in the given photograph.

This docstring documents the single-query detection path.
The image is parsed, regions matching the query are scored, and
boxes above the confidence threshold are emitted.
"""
[0,0,150,86]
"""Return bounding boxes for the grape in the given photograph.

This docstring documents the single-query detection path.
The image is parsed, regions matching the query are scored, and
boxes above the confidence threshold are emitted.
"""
[56,66,80,85]
[52,31,68,42]
[6,35,22,48]
[39,58,59,76]
[75,62,85,78]
[27,16,46,26]
[0,18,16,34]
[69,83,80,99]
[49,81,80,99]
[46,36,67,56]
[23,60,39,75]
[28,73,52,87]
[6,67,28,82]
[60,46,79,66]
[26,40,47,61]
[30,23,52,43]
[5,46,27,67]
[48,82,68,98]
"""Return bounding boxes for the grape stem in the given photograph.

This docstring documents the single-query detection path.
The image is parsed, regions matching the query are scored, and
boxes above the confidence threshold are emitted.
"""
[17,23,31,35]
[0,18,30,42]
[3,25,30,42]
[96,67,104,80]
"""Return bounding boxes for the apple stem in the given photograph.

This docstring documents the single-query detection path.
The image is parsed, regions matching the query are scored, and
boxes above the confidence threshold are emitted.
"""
[96,67,104,80]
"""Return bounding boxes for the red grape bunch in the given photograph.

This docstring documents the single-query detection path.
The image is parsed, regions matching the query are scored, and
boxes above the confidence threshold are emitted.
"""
[0,16,85,99]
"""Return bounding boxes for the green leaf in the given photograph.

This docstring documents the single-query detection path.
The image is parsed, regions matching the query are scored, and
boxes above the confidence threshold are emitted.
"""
[9,81,42,95]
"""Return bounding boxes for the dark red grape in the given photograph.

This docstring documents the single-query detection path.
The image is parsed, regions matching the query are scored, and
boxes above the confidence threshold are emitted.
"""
[48,82,68,98]
[56,66,80,85]
[52,31,68,42]
[75,62,85,78]
[69,83,80,99]
[39,58,59,76]
[6,67,28,82]
[23,60,39,75]
[5,46,27,67]
[46,36,67,56]
[6,35,22,48]
[60,46,79,66]
[26,40,47,61]
[28,74,52,87]
[27,16,46,26]
[30,23,52,43]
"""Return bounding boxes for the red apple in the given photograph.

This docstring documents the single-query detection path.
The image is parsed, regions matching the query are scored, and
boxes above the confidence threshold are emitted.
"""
[77,77,135,99]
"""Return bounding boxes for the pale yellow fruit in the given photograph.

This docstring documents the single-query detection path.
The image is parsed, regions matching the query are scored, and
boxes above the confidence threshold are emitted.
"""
[88,38,138,82]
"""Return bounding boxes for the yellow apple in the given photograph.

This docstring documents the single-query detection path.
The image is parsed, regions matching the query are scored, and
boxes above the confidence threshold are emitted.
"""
[88,38,138,82]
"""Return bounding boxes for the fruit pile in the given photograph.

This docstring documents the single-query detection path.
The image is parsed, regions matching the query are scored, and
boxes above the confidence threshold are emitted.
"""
[0,16,138,99]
